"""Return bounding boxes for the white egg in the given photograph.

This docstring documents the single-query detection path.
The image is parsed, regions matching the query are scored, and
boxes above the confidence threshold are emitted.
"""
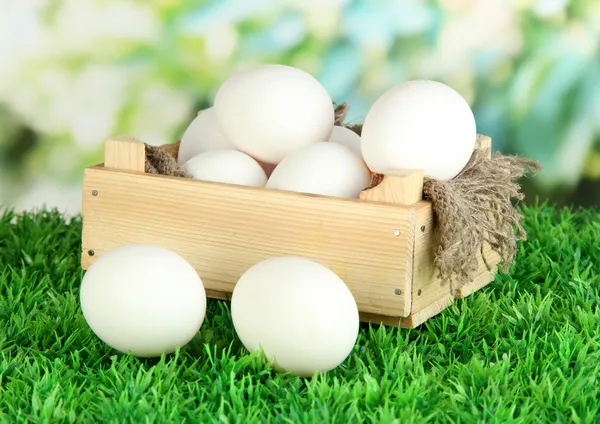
[214,64,335,164]
[266,141,371,198]
[183,149,267,187]
[80,244,206,358]
[178,108,234,165]
[328,125,362,157]
[361,79,477,180]
[231,257,359,377]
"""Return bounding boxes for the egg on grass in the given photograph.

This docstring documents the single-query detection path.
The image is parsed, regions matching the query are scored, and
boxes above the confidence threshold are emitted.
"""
[328,125,362,157]
[231,257,359,377]
[80,244,207,358]
[266,141,371,198]
[361,79,477,181]
[214,64,335,165]
[183,149,268,187]
[177,107,234,165]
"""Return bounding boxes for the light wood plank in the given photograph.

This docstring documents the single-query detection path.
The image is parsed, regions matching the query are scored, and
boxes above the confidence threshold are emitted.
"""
[81,166,414,317]
[358,168,424,317]
[455,266,497,299]
[104,137,146,172]
[411,201,448,312]
[411,201,502,311]
[205,288,231,301]
[359,170,424,206]
[359,312,402,327]
[400,294,454,328]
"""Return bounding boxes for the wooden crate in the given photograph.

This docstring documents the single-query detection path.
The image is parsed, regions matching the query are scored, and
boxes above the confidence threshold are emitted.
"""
[81,135,501,328]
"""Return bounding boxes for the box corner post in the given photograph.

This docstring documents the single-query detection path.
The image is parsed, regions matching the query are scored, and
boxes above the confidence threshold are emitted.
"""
[104,137,146,172]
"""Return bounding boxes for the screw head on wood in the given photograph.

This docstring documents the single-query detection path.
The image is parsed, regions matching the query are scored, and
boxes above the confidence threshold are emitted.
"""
[91,190,98,196]
[418,289,422,296]
[394,230,401,237]
[88,250,95,256]
[420,225,426,232]
[394,289,402,295]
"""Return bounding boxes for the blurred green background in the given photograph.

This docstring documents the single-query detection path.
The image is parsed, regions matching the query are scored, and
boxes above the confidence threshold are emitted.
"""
[1,0,599,215]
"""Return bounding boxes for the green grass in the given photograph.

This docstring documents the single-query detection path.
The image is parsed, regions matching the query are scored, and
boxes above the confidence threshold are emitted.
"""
[0,203,599,423]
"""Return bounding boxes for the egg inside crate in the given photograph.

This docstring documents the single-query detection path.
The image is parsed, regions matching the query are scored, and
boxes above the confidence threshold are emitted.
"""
[266,141,371,198]
[183,149,268,187]
[177,107,234,165]
[361,79,477,181]
[328,125,362,157]
[80,244,207,358]
[231,257,359,377]
[214,64,335,164]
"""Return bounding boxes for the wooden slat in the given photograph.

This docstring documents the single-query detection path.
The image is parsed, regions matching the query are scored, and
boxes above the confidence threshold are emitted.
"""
[398,264,498,328]
[455,263,497,298]
[104,137,146,172]
[411,202,445,313]
[81,166,414,317]
[411,202,502,308]
[359,170,424,206]
[359,312,402,326]
[400,294,454,328]
[358,169,424,317]
[205,288,231,301]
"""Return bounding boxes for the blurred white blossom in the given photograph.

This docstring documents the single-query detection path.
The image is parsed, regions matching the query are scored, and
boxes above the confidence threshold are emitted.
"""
[204,23,239,63]
[128,82,194,146]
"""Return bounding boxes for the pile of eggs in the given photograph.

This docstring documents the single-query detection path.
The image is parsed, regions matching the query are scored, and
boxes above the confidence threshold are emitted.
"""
[80,64,479,377]
[81,245,358,377]
[177,64,478,199]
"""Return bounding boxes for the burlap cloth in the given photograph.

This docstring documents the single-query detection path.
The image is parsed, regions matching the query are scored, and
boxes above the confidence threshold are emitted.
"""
[148,103,540,288]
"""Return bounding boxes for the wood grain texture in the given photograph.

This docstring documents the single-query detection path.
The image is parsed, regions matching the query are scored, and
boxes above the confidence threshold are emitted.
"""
[205,288,231,301]
[454,262,498,299]
[104,137,146,172]
[399,258,498,328]
[359,170,424,206]
[411,201,502,312]
[357,169,424,318]
[400,294,454,328]
[411,201,449,313]
[359,312,402,327]
[81,166,414,317]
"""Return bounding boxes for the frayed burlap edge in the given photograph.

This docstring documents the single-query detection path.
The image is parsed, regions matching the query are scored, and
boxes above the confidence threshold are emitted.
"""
[335,102,363,135]
[334,103,349,125]
[422,147,540,290]
[145,142,191,178]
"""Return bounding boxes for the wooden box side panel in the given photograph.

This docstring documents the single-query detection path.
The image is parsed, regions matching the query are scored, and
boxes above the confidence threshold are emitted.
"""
[81,167,416,318]
[402,201,502,328]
